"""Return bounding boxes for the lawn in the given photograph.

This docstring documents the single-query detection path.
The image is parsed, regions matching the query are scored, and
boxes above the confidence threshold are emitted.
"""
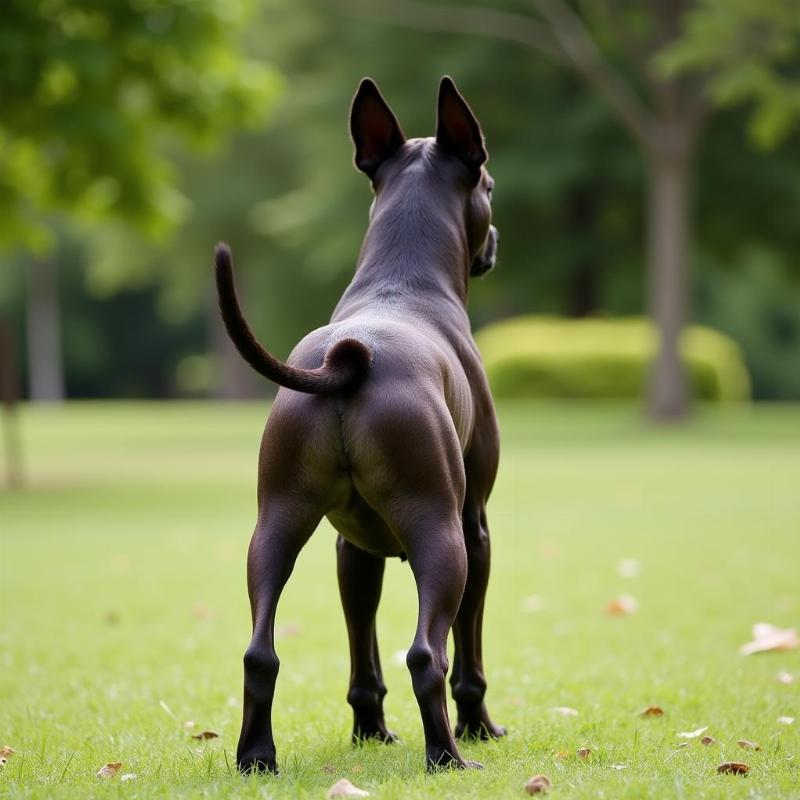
[1,401,798,799]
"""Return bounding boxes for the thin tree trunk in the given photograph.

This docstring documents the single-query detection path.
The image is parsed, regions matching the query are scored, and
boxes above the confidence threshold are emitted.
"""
[645,134,692,420]
[208,289,257,401]
[0,321,23,488]
[26,259,65,403]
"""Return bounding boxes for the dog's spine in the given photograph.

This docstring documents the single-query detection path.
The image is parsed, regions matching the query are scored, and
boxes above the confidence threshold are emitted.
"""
[214,243,371,393]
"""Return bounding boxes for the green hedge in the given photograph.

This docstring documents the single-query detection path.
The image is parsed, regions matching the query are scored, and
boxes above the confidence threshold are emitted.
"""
[474,316,751,402]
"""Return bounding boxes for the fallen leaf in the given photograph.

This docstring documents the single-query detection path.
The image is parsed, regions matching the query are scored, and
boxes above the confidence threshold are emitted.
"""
[606,594,638,616]
[524,774,551,795]
[550,706,579,717]
[777,716,795,725]
[701,735,717,745]
[577,747,592,759]
[96,762,123,779]
[677,726,708,739]
[617,558,641,578]
[553,750,569,760]
[740,623,799,656]
[737,739,760,751]
[777,671,794,685]
[120,773,137,782]
[717,762,749,775]
[326,778,370,798]
[191,730,219,740]
[0,746,16,758]
[640,706,664,717]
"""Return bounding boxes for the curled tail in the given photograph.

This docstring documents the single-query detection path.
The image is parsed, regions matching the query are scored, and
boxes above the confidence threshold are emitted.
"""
[214,243,371,394]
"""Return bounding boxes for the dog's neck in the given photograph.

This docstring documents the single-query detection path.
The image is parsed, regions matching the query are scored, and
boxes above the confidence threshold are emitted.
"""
[341,178,470,310]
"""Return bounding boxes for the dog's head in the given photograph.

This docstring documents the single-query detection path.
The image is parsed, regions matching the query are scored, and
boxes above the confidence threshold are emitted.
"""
[350,76,497,278]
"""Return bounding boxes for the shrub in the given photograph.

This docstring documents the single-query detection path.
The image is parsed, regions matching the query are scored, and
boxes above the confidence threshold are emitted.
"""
[474,316,751,402]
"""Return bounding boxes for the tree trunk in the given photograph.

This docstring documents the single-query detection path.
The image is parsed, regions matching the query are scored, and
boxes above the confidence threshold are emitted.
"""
[208,290,257,401]
[0,321,23,488]
[26,259,65,403]
[645,133,692,420]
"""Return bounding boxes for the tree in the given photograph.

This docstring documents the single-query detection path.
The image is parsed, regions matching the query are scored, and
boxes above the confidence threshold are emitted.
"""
[354,0,799,420]
[0,0,280,400]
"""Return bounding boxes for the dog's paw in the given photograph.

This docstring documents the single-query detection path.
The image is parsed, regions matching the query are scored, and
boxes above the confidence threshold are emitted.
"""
[352,726,399,746]
[455,718,507,741]
[237,754,278,775]
[425,749,482,772]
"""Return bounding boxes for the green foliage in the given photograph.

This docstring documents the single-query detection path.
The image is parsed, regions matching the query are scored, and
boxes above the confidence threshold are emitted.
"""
[475,316,750,402]
[0,0,280,252]
[657,0,800,149]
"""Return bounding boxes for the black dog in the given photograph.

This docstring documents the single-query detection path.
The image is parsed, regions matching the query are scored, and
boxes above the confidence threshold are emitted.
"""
[215,76,504,773]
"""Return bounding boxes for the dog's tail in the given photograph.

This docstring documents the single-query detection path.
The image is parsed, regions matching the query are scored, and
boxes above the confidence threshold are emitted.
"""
[214,243,371,394]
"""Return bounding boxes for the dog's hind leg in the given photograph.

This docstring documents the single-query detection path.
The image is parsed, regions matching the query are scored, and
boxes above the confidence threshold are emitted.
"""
[450,503,506,740]
[336,536,397,744]
[400,509,476,771]
[236,500,321,774]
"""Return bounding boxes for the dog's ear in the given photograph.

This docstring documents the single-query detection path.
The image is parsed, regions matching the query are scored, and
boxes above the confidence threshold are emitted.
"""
[350,78,406,180]
[435,76,487,174]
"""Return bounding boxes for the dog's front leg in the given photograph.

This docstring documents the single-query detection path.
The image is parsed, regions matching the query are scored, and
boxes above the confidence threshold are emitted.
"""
[450,504,506,740]
[237,502,320,774]
[336,536,397,744]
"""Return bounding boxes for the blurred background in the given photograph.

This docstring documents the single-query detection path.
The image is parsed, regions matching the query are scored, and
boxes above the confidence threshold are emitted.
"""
[2,0,800,449]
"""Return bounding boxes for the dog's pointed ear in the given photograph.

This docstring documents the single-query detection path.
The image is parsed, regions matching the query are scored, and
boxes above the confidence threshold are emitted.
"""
[350,78,406,180]
[436,76,487,174]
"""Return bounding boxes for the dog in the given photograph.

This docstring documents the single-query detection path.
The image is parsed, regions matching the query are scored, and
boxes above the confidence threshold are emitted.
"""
[215,76,503,773]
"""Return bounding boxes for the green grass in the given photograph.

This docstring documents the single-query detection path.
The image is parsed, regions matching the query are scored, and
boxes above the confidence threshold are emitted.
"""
[1,400,799,798]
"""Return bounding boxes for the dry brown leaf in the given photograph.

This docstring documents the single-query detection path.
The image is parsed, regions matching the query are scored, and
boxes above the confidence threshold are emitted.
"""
[777,671,794,685]
[740,623,799,656]
[606,594,638,616]
[577,747,592,759]
[524,774,552,795]
[326,778,370,798]
[96,762,123,779]
[717,762,749,775]
[553,750,569,760]
[701,735,717,746]
[677,726,708,739]
[191,730,219,740]
[640,706,664,717]
[737,739,760,751]
[0,746,16,758]
[777,716,795,725]
[550,706,579,717]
